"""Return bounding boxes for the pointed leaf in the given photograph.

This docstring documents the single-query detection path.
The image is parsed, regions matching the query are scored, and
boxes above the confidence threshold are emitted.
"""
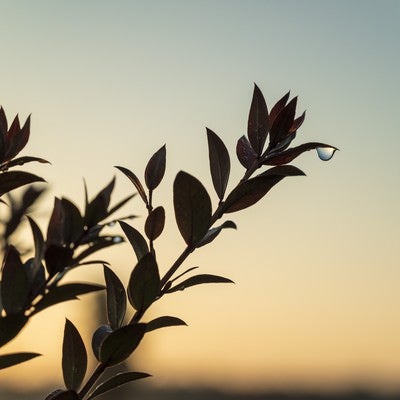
[289,110,306,133]
[223,166,305,213]
[269,97,297,147]
[46,198,65,246]
[0,171,45,197]
[119,221,149,261]
[99,323,146,366]
[269,91,290,126]
[206,128,230,200]
[173,171,212,246]
[247,84,269,155]
[27,216,44,277]
[4,115,21,160]
[32,283,104,315]
[62,319,87,391]
[128,253,160,311]
[144,206,165,241]
[167,274,233,293]
[0,352,41,370]
[1,246,30,314]
[84,177,115,226]
[44,244,73,277]
[61,198,84,245]
[196,220,237,247]
[87,371,151,400]
[263,142,337,166]
[104,266,127,330]
[1,156,50,170]
[146,316,187,333]
[73,236,122,264]
[236,135,257,169]
[107,193,136,217]
[0,313,28,347]
[145,144,166,190]
[115,166,148,205]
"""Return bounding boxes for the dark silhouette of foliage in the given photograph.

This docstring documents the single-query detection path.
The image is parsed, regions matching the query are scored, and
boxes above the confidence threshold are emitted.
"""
[0,84,336,399]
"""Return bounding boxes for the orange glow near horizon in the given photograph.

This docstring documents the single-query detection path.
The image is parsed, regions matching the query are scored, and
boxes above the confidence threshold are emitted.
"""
[1,1,400,396]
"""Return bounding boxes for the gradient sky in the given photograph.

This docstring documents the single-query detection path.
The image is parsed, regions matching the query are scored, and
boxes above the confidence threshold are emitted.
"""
[0,0,399,394]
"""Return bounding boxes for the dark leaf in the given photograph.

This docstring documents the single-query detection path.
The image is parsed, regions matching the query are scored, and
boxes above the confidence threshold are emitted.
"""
[24,258,46,298]
[128,253,160,311]
[61,198,84,245]
[257,165,305,178]
[119,221,149,261]
[247,84,269,155]
[167,274,234,293]
[27,217,44,278]
[115,166,148,206]
[3,115,21,160]
[236,135,257,169]
[223,166,305,213]
[44,245,73,277]
[107,193,136,218]
[46,198,65,246]
[84,177,115,226]
[144,206,165,241]
[269,97,297,147]
[79,224,104,245]
[104,266,126,330]
[92,324,112,360]
[99,323,146,366]
[196,220,237,247]
[45,389,79,400]
[62,319,87,391]
[290,110,306,133]
[269,91,290,126]
[206,128,230,200]
[263,142,337,165]
[146,316,187,333]
[0,313,28,347]
[173,171,212,246]
[21,185,46,210]
[32,283,104,315]
[1,156,50,170]
[0,352,41,370]
[1,246,30,314]
[87,372,151,400]
[144,144,166,190]
[73,236,122,264]
[0,171,45,197]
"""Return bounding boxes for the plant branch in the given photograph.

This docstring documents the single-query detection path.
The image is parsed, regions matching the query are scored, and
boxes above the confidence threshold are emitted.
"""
[78,362,106,400]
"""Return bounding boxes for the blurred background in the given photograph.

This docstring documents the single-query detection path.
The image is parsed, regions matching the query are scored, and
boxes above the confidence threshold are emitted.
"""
[0,0,399,399]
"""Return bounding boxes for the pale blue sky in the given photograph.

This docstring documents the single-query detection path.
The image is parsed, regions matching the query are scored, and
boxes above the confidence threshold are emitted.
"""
[0,0,399,393]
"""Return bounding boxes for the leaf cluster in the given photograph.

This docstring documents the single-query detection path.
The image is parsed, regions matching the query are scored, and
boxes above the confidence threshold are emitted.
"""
[0,84,336,399]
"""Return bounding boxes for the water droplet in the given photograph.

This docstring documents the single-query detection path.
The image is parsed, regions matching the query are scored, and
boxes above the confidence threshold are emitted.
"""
[316,147,337,161]
[112,236,123,243]
[107,221,116,227]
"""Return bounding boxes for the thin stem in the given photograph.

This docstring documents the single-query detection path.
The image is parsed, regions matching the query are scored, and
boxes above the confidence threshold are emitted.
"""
[159,246,194,289]
[78,363,106,399]
[75,157,266,400]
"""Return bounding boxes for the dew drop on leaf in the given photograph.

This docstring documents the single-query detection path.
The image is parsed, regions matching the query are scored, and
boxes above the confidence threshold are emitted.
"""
[112,236,123,243]
[316,147,337,161]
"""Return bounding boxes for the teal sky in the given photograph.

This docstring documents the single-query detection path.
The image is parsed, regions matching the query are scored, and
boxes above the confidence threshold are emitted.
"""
[0,0,399,393]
